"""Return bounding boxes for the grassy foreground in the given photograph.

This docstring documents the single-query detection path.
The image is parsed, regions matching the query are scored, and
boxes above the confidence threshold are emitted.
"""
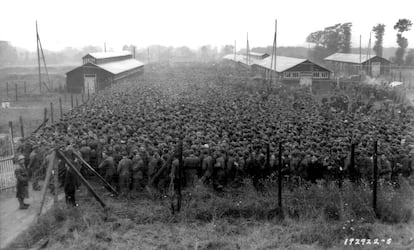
[6,178,414,250]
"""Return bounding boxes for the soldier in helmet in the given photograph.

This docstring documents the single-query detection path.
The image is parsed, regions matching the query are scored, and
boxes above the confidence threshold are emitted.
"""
[15,155,30,209]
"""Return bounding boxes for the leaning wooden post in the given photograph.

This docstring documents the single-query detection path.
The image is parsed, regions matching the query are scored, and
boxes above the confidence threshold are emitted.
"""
[38,150,56,217]
[70,94,73,110]
[15,83,18,102]
[59,97,63,119]
[50,102,54,124]
[278,141,282,208]
[8,121,15,155]
[373,140,378,216]
[57,150,106,208]
[19,116,24,138]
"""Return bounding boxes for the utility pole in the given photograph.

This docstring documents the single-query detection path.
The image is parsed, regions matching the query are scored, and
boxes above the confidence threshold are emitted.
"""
[36,21,42,93]
[359,35,362,76]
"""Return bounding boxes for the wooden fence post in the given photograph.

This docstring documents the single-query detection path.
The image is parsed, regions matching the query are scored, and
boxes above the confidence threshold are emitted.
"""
[71,94,73,109]
[19,116,24,138]
[43,108,47,124]
[350,143,356,182]
[9,121,15,155]
[177,140,183,211]
[50,102,54,124]
[59,97,63,119]
[373,140,378,216]
[278,141,282,208]
[15,83,18,102]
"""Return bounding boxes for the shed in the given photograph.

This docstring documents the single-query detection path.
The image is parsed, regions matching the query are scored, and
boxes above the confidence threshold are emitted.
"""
[324,53,391,77]
[66,52,144,93]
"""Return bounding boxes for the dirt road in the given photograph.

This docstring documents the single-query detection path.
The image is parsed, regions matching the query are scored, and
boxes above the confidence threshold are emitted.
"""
[0,183,63,249]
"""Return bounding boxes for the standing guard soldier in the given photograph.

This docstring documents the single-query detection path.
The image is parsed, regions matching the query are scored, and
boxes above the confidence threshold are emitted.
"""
[15,155,30,209]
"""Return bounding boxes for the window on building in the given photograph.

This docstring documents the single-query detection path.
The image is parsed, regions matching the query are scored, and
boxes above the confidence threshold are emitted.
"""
[285,72,300,78]
[312,71,329,79]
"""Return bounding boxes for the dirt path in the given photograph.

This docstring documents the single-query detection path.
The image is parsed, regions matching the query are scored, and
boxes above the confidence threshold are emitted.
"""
[0,182,63,249]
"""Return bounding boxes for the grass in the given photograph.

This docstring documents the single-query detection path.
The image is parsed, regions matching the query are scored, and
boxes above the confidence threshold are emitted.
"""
[5,177,414,250]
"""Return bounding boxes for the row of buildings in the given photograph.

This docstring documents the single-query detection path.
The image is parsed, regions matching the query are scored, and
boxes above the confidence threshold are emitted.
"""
[64,49,391,93]
[223,52,391,85]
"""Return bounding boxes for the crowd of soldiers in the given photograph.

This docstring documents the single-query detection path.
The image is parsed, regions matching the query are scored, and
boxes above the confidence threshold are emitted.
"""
[14,62,414,199]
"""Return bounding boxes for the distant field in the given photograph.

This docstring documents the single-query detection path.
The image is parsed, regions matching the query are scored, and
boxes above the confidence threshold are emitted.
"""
[0,65,80,135]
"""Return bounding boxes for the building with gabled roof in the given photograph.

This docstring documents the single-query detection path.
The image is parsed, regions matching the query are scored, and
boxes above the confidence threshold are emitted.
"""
[66,51,144,93]
[251,56,332,84]
[324,52,391,77]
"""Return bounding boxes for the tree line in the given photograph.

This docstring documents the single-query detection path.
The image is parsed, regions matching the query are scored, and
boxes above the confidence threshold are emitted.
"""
[306,19,413,66]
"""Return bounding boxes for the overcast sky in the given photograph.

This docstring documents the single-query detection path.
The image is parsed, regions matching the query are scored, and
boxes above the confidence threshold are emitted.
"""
[1,0,413,52]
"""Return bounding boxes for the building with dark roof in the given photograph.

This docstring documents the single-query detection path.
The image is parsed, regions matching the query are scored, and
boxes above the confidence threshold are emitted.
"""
[324,53,391,77]
[66,51,144,93]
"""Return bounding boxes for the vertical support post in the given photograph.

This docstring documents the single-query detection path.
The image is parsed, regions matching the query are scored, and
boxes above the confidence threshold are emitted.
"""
[87,88,90,100]
[19,116,24,138]
[278,141,282,208]
[50,102,54,124]
[350,143,356,182]
[76,96,78,107]
[59,97,63,118]
[71,94,73,109]
[24,81,27,95]
[8,121,15,156]
[43,108,47,124]
[53,154,59,203]
[82,93,84,103]
[373,140,378,216]
[177,139,183,212]
[266,143,270,171]
[64,93,67,102]
[15,83,18,102]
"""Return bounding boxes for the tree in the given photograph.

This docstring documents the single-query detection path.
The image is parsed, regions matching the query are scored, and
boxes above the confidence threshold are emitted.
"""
[306,22,352,61]
[372,24,385,57]
[394,19,412,65]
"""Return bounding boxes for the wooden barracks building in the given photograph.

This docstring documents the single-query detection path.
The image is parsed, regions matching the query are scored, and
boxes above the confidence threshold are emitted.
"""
[66,51,144,93]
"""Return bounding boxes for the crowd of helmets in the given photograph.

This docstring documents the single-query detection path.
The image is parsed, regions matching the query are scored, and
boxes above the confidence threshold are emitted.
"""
[16,62,414,193]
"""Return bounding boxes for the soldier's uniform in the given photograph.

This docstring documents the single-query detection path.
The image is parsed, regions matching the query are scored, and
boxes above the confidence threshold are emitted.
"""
[131,154,146,191]
[15,155,30,209]
[98,153,116,187]
[183,153,200,188]
[213,154,226,191]
[200,153,213,185]
[64,165,78,206]
[28,147,42,190]
[117,154,132,194]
